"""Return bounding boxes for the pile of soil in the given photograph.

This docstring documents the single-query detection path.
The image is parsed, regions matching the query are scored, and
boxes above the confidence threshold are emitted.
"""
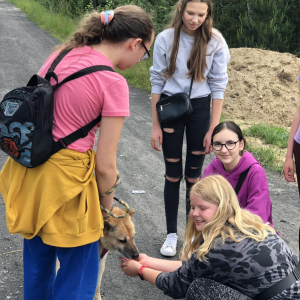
[224,48,300,129]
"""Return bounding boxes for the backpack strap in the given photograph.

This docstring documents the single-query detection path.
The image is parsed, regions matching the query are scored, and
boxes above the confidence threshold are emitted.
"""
[53,114,102,153]
[234,166,251,195]
[45,48,73,81]
[54,65,115,90]
[51,65,115,154]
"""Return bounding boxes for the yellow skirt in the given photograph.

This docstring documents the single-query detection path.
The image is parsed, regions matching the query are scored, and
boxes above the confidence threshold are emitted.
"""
[0,148,104,247]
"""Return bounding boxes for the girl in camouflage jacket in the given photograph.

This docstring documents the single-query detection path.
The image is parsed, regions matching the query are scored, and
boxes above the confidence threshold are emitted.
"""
[120,175,300,300]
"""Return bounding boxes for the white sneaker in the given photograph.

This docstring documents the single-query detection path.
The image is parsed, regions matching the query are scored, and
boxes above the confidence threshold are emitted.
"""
[160,233,177,257]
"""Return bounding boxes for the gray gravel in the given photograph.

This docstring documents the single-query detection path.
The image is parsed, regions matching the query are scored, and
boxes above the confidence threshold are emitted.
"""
[0,1,299,299]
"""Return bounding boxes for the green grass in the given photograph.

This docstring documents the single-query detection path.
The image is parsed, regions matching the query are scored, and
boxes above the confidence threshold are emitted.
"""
[6,0,78,42]
[245,143,283,173]
[244,123,289,149]
[243,123,289,173]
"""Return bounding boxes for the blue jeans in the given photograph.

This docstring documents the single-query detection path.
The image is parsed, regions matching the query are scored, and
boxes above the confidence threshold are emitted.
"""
[160,94,211,233]
[23,236,99,300]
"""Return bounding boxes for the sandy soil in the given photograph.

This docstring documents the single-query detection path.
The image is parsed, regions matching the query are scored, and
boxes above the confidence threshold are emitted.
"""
[225,48,300,129]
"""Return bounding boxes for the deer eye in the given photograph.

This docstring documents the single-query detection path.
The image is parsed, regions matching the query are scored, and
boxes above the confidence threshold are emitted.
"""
[118,238,127,244]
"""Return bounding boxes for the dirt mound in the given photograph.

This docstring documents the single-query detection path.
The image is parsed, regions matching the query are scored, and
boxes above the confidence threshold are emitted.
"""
[224,48,300,129]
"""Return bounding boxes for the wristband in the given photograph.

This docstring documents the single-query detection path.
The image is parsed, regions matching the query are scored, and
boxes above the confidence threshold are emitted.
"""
[138,265,148,280]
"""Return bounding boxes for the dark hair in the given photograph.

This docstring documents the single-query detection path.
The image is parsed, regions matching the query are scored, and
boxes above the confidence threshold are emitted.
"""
[166,0,213,81]
[211,121,246,154]
[61,5,154,51]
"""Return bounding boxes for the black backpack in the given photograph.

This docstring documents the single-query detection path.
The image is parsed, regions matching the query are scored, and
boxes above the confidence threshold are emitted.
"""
[0,48,114,168]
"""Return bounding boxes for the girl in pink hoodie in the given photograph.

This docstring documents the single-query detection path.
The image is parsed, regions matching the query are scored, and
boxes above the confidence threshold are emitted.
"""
[202,121,273,226]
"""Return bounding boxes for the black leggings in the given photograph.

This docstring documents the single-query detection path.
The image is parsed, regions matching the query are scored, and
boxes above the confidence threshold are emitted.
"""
[160,95,211,234]
[293,140,300,252]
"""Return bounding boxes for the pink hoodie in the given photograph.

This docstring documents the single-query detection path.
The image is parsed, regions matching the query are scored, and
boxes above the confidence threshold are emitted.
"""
[202,151,273,226]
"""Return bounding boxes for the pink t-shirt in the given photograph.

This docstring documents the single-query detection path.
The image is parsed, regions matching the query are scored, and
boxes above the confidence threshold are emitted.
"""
[39,46,130,152]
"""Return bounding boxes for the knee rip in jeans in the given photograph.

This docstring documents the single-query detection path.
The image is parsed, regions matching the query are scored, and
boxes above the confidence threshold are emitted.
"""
[166,158,180,163]
[163,128,174,133]
[166,176,181,182]
[165,159,181,182]
[186,176,200,183]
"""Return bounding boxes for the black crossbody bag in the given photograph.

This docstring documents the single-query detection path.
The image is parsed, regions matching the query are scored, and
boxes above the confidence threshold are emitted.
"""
[156,78,194,123]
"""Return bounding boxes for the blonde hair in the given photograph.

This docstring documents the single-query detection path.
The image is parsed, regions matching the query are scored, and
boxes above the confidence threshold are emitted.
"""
[59,5,154,51]
[165,0,213,82]
[180,175,276,261]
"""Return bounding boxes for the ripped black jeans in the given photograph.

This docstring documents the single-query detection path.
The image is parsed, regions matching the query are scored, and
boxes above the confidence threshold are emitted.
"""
[160,94,211,234]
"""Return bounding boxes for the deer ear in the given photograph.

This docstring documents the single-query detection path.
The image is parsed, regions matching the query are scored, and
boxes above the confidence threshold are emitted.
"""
[104,221,117,232]
[129,209,134,216]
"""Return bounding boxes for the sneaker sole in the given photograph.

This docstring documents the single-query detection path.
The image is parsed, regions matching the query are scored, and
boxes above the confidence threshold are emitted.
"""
[160,249,176,257]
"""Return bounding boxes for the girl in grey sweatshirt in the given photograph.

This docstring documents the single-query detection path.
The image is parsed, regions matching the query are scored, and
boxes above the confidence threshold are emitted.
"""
[149,0,230,257]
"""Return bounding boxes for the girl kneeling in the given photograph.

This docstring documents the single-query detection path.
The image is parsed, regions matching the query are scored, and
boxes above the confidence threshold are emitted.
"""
[120,175,299,299]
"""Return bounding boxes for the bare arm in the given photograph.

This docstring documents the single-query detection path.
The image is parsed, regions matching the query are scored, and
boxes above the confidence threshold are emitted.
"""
[95,116,124,216]
[135,253,182,272]
[151,93,163,151]
[203,99,223,154]
[283,105,300,182]
[119,257,182,286]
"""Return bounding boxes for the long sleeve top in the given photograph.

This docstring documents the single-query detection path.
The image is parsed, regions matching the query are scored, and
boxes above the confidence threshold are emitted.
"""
[156,233,300,299]
[149,28,230,100]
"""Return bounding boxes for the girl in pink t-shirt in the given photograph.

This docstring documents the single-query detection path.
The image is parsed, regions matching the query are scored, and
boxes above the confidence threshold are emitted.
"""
[0,6,154,300]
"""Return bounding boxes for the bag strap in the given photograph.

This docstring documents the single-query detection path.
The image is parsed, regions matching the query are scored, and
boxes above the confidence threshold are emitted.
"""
[188,77,194,98]
[255,262,300,300]
[51,65,115,154]
[234,166,251,195]
[45,48,73,81]
[54,65,115,91]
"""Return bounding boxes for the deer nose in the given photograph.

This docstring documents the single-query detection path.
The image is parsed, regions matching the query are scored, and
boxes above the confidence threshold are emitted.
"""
[131,252,139,259]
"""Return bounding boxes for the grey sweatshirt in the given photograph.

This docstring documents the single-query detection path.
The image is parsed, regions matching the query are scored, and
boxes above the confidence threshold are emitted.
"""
[150,28,230,100]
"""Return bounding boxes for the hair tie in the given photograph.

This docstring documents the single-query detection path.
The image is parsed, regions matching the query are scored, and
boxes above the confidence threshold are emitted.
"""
[100,10,114,25]
[298,74,300,81]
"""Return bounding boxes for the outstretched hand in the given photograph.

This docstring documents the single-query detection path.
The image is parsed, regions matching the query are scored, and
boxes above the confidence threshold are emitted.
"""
[119,257,141,277]
[134,253,149,266]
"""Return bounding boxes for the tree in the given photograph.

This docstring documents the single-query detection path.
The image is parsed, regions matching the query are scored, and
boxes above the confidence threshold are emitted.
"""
[212,0,247,47]
[287,0,300,56]
[237,0,293,53]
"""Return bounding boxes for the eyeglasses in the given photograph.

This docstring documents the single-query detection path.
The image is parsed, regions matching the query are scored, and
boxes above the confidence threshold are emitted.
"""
[211,140,240,151]
[140,40,151,61]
